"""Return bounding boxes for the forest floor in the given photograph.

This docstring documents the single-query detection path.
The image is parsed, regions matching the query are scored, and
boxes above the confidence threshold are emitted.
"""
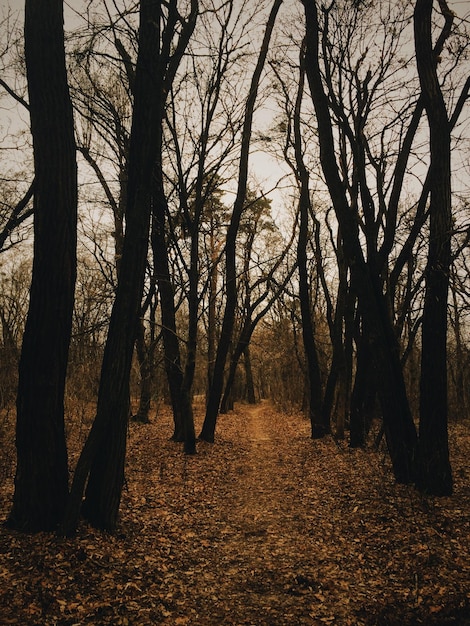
[0,400,469,625]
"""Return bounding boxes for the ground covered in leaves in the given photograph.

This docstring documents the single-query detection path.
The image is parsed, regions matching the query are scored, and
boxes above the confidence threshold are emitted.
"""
[1,401,469,625]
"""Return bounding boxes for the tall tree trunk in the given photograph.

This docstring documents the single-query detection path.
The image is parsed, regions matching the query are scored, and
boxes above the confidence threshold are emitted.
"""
[180,212,201,450]
[293,54,325,438]
[349,320,377,448]
[150,0,198,454]
[414,0,453,495]
[8,0,77,532]
[60,0,162,535]
[321,251,348,438]
[297,184,325,439]
[301,0,418,483]
[151,192,196,454]
[206,226,219,401]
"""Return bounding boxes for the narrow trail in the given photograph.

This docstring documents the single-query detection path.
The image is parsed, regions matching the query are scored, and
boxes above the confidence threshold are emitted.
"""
[228,400,299,533]
[181,400,322,624]
[143,401,469,625]
[210,400,309,562]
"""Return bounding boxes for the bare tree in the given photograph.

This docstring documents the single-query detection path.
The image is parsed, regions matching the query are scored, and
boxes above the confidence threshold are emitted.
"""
[414,0,454,496]
[8,0,78,532]
[60,0,197,533]
[219,191,297,413]
[300,0,419,483]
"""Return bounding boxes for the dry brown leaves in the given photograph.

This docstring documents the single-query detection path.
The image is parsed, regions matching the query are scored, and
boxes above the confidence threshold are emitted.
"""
[0,400,469,625]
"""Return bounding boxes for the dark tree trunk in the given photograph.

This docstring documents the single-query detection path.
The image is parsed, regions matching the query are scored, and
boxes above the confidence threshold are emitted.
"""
[298,195,325,439]
[414,0,453,495]
[342,287,355,430]
[321,250,349,438]
[151,192,196,454]
[60,0,162,535]
[80,0,164,530]
[220,318,253,414]
[206,230,218,401]
[294,57,325,439]
[180,208,201,452]
[349,321,376,448]
[150,0,198,455]
[8,0,77,532]
[301,0,418,483]
[133,318,153,423]
[199,0,283,442]
[244,346,256,404]
[220,343,238,415]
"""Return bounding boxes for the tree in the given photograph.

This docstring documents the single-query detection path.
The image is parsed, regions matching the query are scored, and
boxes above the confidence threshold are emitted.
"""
[300,0,418,483]
[68,5,163,424]
[8,0,78,531]
[61,0,165,534]
[414,0,454,496]
[158,0,285,446]
[149,0,198,453]
[282,51,326,437]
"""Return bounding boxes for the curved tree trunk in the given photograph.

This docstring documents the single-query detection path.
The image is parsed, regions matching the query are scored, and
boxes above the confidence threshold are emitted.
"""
[8,0,77,532]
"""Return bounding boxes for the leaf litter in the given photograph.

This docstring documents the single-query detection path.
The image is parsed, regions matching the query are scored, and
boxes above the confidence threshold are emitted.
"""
[0,400,469,625]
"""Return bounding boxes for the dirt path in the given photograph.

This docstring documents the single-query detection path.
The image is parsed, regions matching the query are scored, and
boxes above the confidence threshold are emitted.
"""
[184,400,330,625]
[0,401,469,625]
[228,400,297,532]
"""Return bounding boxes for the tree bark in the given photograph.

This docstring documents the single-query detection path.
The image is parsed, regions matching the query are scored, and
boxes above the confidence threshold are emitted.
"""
[8,0,77,532]
[150,0,198,454]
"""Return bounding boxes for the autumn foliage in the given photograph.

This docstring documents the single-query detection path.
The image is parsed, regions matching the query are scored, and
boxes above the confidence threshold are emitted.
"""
[1,401,469,625]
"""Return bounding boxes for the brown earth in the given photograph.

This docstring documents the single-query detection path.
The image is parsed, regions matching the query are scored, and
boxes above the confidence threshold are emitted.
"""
[0,400,469,625]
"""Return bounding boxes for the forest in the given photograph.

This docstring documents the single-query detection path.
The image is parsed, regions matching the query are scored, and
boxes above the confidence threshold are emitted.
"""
[0,0,469,623]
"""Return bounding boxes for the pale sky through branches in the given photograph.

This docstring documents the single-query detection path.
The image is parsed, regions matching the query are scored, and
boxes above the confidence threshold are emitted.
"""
[1,0,469,216]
